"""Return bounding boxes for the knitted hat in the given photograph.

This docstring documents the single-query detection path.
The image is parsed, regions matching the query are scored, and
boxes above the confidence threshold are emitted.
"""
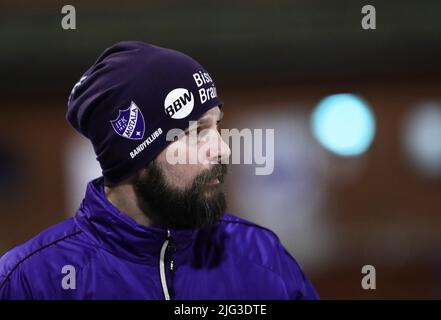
[67,41,223,184]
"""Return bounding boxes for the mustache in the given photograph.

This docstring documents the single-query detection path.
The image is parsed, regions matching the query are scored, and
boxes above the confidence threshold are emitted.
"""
[193,164,228,188]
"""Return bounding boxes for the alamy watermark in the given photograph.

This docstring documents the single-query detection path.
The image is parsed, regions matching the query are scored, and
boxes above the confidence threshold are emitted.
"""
[361,264,376,290]
[61,265,76,290]
[165,121,275,176]
[361,5,376,30]
[61,5,76,30]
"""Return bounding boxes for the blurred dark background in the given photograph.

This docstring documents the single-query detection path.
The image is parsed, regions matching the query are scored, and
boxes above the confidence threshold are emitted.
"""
[1,0,441,299]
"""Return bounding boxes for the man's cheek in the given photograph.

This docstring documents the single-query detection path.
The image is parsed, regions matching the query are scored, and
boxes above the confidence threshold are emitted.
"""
[164,165,197,188]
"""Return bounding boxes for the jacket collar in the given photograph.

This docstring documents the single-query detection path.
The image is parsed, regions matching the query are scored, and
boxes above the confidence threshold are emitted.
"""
[74,177,197,262]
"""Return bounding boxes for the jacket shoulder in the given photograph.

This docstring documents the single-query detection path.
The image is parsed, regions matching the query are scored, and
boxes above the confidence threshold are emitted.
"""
[218,213,286,267]
[218,213,319,299]
[220,213,282,248]
[0,218,93,293]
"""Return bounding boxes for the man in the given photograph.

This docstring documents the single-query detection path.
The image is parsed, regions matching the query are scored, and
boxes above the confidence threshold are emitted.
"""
[0,41,318,299]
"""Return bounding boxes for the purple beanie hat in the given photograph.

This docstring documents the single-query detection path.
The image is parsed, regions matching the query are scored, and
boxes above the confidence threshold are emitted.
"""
[67,41,223,185]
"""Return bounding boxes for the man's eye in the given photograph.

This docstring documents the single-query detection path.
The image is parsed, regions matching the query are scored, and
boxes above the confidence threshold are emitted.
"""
[185,127,202,135]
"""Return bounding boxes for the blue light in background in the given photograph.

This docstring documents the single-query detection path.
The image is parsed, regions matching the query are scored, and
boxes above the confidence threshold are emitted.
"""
[311,94,376,156]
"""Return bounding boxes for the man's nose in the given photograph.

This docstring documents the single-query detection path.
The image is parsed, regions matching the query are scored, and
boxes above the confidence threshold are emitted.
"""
[207,131,231,164]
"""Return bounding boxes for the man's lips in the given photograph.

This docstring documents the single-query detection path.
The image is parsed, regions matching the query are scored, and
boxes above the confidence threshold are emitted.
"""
[206,177,220,185]
[202,176,221,188]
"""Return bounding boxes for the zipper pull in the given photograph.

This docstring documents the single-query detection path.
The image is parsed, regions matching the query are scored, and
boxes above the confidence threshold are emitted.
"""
[169,242,176,272]
[170,257,174,272]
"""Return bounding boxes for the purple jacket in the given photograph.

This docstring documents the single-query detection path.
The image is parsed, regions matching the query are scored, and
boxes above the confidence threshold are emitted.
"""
[0,178,319,300]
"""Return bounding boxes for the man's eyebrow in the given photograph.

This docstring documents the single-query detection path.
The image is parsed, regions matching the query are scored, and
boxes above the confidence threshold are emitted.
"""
[183,111,222,133]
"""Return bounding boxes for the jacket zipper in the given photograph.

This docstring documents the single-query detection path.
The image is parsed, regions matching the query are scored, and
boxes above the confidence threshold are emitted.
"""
[159,229,175,300]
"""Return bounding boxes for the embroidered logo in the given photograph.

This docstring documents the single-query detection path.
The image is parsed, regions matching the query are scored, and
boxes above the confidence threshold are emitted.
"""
[111,101,145,140]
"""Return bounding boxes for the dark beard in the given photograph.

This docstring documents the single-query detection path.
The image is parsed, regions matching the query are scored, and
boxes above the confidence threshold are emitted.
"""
[134,161,227,230]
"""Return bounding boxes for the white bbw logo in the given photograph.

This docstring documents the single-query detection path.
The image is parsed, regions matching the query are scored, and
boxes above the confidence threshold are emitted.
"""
[164,88,194,119]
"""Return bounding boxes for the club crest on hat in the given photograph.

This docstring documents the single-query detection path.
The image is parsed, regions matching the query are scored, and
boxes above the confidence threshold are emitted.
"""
[110,101,145,140]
